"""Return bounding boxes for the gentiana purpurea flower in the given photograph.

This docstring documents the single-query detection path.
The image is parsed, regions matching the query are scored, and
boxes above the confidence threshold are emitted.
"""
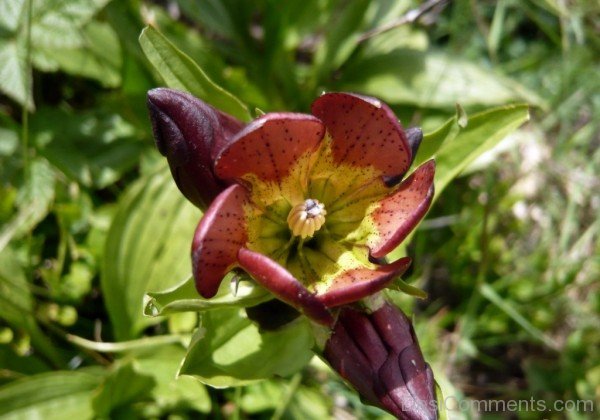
[147,88,439,419]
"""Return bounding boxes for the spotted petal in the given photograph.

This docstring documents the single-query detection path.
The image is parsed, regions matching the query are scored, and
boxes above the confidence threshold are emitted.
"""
[311,92,411,179]
[214,113,325,188]
[316,257,411,307]
[364,160,435,259]
[237,248,333,326]
[191,184,248,298]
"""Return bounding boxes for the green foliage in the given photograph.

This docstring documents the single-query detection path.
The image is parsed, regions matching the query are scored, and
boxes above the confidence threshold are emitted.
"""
[0,0,598,418]
[179,308,314,387]
[102,165,200,340]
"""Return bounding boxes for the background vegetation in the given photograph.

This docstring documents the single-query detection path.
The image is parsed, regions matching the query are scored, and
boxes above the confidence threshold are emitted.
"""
[0,0,598,418]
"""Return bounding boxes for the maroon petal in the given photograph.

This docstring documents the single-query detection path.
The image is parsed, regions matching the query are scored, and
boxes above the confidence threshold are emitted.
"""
[367,160,435,259]
[214,113,325,184]
[400,344,437,416]
[237,248,333,326]
[311,92,411,179]
[338,308,388,370]
[370,301,415,354]
[191,184,248,298]
[377,354,436,420]
[316,257,412,307]
[323,321,379,404]
[148,88,244,208]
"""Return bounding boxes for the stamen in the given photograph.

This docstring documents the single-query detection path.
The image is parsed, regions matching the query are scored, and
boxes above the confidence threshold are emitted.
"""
[287,198,327,238]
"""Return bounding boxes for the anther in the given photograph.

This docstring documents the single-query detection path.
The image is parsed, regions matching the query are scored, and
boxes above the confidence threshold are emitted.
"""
[287,199,326,238]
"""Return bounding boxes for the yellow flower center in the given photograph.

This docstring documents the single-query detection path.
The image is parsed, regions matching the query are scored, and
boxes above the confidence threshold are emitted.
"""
[287,198,327,239]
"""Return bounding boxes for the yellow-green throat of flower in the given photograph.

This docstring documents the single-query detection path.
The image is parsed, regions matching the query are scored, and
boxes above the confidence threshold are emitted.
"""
[287,198,327,239]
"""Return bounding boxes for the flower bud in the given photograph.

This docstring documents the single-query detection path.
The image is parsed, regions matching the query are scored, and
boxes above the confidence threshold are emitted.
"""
[323,302,438,419]
[147,88,244,209]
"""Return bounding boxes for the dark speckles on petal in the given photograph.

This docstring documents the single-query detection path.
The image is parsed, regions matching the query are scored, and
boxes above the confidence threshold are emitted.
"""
[368,160,435,259]
[214,113,325,184]
[312,93,412,178]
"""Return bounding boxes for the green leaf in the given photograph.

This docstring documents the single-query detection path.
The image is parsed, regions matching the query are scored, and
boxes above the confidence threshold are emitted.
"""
[31,108,144,188]
[434,104,530,195]
[0,38,33,110]
[179,308,314,387]
[139,26,250,121]
[0,157,55,252]
[313,0,370,81]
[241,379,331,419]
[101,165,201,340]
[339,50,546,109]
[0,369,104,419]
[91,362,156,417]
[133,345,211,414]
[0,0,26,32]
[30,0,112,49]
[34,21,122,87]
[412,106,465,170]
[144,274,271,317]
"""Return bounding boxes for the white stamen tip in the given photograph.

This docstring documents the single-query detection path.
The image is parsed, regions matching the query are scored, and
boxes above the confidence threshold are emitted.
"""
[287,198,327,238]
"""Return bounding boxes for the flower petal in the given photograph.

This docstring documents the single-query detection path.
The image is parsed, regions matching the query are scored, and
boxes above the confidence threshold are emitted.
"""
[237,248,333,326]
[147,88,244,209]
[191,184,248,298]
[338,307,388,369]
[323,321,379,404]
[214,113,325,185]
[366,160,435,259]
[311,92,411,179]
[316,257,411,307]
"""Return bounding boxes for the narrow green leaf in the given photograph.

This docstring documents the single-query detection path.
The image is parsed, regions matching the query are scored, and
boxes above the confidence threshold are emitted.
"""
[179,308,314,387]
[144,274,271,317]
[434,104,530,196]
[139,26,250,121]
[479,284,557,349]
[101,165,201,340]
[313,0,370,81]
[0,369,104,419]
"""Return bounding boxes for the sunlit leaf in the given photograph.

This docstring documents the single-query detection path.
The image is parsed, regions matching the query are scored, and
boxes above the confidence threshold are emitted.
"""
[179,308,314,387]
[0,369,104,419]
[434,104,530,195]
[133,345,211,414]
[101,165,201,340]
[144,274,271,317]
[139,26,250,121]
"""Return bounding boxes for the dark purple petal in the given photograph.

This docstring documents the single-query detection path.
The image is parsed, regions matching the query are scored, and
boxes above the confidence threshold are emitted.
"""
[147,88,244,209]
[338,307,387,369]
[237,248,333,326]
[370,301,415,354]
[311,92,411,179]
[323,321,379,404]
[367,160,435,259]
[316,257,411,307]
[191,184,248,298]
[214,113,325,184]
